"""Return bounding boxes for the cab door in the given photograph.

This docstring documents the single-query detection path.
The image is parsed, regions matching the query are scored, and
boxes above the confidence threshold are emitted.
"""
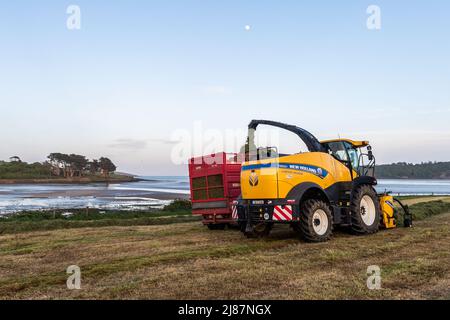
[325,141,354,181]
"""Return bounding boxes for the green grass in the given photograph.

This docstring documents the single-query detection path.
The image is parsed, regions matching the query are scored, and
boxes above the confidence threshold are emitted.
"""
[0,215,201,234]
[0,197,449,299]
[0,208,191,222]
[161,199,192,212]
[413,201,450,220]
[1,199,449,236]
[0,206,199,234]
[0,240,285,296]
[397,200,450,222]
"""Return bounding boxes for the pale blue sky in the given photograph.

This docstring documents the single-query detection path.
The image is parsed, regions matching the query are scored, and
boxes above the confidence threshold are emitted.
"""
[0,1,449,175]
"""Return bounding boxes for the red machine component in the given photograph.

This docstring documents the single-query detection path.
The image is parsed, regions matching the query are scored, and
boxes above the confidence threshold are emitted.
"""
[188,152,243,229]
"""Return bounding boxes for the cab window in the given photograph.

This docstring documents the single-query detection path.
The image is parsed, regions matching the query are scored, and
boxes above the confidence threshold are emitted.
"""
[326,142,349,163]
[344,142,360,170]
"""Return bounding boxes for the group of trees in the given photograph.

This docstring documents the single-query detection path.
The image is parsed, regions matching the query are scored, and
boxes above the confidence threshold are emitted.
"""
[376,161,450,179]
[0,161,51,179]
[0,154,117,179]
[47,153,117,178]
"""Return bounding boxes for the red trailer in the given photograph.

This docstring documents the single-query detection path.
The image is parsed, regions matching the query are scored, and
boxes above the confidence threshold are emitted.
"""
[188,152,243,229]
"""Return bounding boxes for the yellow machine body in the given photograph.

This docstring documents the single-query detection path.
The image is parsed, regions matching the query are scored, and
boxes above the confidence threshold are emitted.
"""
[379,195,397,229]
[241,152,355,200]
[236,120,409,242]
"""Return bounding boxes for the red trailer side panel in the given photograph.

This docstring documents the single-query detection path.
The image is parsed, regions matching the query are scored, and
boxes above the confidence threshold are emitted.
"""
[188,153,243,226]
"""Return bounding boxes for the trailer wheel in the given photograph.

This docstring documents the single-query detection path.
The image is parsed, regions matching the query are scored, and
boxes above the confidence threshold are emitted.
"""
[297,199,333,242]
[350,184,381,235]
[207,224,226,230]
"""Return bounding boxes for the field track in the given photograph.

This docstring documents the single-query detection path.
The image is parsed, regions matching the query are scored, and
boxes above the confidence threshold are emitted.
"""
[0,197,449,300]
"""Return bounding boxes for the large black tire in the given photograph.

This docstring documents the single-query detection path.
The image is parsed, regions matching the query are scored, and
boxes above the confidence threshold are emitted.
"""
[207,224,226,230]
[245,223,272,238]
[297,199,333,242]
[350,185,381,235]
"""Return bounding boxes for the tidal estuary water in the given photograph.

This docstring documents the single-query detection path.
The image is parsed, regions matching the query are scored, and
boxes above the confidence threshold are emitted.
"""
[0,177,449,214]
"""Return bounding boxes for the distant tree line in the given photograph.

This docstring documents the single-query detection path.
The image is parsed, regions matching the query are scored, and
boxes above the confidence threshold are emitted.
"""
[0,154,117,179]
[0,161,51,179]
[47,153,116,178]
[376,162,450,179]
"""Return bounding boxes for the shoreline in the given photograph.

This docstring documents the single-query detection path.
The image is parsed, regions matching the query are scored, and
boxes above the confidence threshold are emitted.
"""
[0,177,190,214]
[0,188,190,215]
[24,189,190,200]
[0,176,142,185]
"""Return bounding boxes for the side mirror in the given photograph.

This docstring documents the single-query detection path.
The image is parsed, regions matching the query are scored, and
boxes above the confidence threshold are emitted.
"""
[367,146,373,161]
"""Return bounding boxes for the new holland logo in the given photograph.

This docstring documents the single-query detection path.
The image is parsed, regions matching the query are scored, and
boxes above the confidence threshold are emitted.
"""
[249,171,259,187]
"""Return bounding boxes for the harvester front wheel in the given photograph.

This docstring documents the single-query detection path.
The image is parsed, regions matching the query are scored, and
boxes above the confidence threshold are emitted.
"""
[297,199,333,242]
[350,185,381,235]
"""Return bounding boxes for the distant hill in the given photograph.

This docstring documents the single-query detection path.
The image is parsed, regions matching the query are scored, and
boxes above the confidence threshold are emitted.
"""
[376,162,450,179]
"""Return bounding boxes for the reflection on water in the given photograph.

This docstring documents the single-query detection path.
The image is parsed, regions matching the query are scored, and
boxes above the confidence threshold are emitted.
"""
[0,177,449,214]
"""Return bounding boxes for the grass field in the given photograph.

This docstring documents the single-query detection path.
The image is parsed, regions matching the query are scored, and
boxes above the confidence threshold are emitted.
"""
[0,197,449,300]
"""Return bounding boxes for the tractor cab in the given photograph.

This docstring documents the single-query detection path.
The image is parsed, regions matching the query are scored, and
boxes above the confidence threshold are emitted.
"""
[320,139,375,179]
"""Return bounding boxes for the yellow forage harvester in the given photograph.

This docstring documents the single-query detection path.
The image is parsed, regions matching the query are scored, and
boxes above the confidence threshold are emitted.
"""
[236,120,412,242]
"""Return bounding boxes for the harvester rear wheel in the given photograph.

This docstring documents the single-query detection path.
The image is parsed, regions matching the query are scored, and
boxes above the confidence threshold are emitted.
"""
[297,199,333,242]
[350,185,381,235]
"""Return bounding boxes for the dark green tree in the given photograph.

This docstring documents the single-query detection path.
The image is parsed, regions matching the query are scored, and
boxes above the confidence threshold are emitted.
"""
[67,154,88,177]
[48,153,70,177]
[88,159,100,175]
[99,157,116,177]
[9,156,21,163]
